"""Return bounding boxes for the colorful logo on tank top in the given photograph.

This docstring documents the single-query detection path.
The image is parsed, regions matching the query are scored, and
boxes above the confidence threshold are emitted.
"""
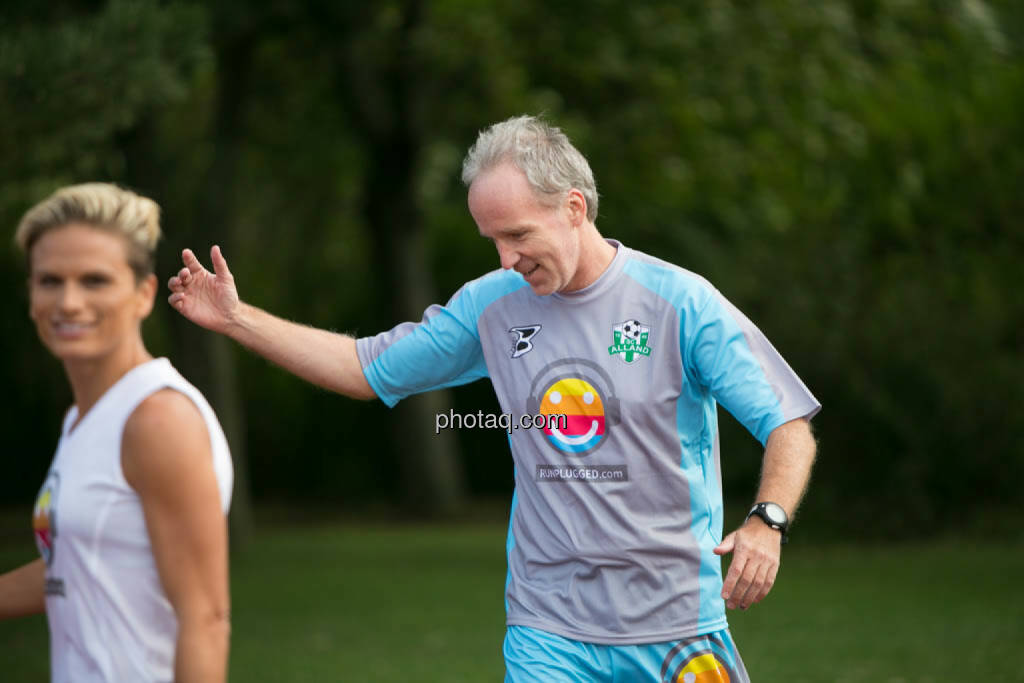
[608,319,652,364]
[527,359,621,456]
[33,471,60,566]
[660,641,738,683]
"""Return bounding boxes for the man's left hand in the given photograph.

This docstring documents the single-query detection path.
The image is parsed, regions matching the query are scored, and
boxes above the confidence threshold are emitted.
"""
[713,517,783,610]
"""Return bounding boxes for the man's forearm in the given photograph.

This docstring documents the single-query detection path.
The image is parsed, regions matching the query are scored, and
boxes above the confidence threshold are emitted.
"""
[717,417,816,609]
[754,417,817,518]
[224,302,376,400]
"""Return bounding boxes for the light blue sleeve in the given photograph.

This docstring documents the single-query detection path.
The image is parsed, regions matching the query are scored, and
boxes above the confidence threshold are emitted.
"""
[356,271,526,407]
[684,288,820,445]
[624,255,819,445]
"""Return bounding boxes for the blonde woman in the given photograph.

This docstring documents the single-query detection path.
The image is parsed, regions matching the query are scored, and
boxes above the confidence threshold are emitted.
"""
[0,184,233,683]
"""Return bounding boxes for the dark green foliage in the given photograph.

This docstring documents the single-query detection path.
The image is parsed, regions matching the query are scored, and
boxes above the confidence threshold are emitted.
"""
[1,0,1021,537]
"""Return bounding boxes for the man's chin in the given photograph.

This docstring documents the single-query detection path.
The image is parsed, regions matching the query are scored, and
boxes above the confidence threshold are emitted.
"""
[522,267,552,295]
[529,284,556,296]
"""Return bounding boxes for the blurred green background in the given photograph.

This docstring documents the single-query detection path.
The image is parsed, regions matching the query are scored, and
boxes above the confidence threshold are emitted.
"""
[2,0,1023,680]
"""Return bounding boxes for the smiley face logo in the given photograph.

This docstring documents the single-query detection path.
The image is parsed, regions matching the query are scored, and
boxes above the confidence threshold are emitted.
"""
[526,359,621,456]
[539,377,608,454]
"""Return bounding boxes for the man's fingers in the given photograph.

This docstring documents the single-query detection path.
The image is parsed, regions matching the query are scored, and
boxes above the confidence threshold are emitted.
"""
[726,563,753,609]
[728,549,779,609]
[753,562,779,604]
[718,522,784,609]
[720,533,782,608]
[168,267,190,291]
[721,555,746,607]
[738,561,772,609]
[719,531,741,607]
[182,248,204,274]
[713,532,736,556]
[210,245,232,279]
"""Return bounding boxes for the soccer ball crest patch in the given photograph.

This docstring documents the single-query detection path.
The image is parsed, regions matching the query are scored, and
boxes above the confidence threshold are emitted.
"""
[608,319,652,364]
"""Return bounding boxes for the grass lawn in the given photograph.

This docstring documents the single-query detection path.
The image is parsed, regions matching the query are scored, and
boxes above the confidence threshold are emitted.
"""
[1,516,1021,682]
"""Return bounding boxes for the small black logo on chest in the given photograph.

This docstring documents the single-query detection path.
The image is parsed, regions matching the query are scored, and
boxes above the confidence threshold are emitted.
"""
[509,325,542,358]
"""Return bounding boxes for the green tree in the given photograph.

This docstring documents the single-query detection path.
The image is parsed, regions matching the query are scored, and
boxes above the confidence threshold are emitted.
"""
[2,0,1021,538]
[0,0,213,505]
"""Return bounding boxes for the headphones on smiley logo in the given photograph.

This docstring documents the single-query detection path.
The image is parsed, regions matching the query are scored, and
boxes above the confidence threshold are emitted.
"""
[524,357,621,426]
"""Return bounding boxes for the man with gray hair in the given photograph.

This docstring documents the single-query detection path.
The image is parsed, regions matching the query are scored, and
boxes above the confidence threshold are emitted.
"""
[169,114,819,682]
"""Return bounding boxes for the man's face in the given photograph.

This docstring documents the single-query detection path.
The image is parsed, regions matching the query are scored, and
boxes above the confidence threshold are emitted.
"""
[468,162,583,296]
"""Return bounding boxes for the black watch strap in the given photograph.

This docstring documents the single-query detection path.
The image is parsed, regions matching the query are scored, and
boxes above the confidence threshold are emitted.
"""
[746,501,789,544]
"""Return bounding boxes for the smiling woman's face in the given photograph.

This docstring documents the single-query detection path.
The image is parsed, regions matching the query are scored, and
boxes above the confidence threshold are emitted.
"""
[28,223,155,365]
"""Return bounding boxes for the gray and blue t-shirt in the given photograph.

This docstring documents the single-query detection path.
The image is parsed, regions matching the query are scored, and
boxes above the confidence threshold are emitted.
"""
[357,240,820,644]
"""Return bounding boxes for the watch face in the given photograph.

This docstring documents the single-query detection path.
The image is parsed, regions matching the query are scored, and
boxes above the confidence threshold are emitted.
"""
[762,503,787,525]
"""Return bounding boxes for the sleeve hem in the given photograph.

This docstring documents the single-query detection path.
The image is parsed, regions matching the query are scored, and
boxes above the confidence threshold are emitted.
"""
[756,402,822,445]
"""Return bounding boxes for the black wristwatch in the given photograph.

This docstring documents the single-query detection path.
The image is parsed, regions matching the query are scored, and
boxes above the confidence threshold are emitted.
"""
[746,502,789,544]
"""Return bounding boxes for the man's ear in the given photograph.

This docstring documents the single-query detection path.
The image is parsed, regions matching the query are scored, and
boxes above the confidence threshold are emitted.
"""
[566,188,587,226]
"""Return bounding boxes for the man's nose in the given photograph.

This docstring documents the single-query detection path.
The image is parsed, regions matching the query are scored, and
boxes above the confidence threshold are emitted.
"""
[496,242,519,271]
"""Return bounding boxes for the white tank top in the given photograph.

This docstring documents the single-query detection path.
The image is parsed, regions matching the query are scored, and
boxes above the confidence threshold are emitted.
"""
[32,358,233,683]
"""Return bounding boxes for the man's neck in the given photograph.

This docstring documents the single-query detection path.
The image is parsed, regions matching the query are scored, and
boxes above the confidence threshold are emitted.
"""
[564,225,616,292]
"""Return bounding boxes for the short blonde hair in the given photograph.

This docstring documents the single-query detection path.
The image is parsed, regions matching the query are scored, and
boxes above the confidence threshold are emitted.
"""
[15,183,161,280]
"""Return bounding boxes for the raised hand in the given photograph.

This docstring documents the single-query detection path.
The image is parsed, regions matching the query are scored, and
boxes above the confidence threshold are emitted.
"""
[167,246,240,333]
